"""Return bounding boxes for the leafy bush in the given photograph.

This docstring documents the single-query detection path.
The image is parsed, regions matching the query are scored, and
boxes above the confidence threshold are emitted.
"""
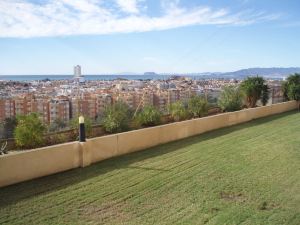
[188,95,208,118]
[218,86,243,112]
[102,101,131,133]
[240,76,269,108]
[46,133,68,145]
[14,113,46,149]
[168,101,189,122]
[136,105,161,127]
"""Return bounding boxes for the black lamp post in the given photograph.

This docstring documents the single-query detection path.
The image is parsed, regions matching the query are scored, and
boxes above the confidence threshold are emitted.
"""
[79,116,86,142]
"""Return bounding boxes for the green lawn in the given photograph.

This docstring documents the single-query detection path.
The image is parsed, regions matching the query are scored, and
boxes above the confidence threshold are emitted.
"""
[0,111,299,225]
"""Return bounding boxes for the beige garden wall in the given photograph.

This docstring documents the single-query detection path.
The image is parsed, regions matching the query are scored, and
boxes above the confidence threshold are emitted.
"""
[0,101,297,188]
[0,142,81,187]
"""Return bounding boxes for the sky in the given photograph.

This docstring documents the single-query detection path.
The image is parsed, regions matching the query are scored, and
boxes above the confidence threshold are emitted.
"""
[0,0,300,75]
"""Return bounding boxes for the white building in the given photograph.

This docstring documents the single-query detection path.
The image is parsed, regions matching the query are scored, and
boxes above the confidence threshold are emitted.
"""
[74,65,81,77]
[73,65,85,83]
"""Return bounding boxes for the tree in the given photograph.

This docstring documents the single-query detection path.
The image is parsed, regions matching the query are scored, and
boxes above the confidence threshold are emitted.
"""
[3,117,17,139]
[240,76,268,108]
[218,86,243,112]
[136,105,161,127]
[282,81,289,100]
[261,84,270,106]
[282,73,300,110]
[102,101,131,133]
[168,101,189,122]
[188,95,208,118]
[14,113,46,149]
[282,73,300,101]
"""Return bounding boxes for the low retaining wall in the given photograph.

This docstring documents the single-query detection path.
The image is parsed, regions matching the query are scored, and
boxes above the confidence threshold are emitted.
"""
[0,101,297,188]
[0,142,80,187]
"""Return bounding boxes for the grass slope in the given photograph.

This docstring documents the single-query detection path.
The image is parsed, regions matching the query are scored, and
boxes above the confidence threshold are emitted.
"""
[0,111,299,225]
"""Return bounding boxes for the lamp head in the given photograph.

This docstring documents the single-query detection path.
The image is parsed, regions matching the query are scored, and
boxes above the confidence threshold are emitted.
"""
[79,116,84,124]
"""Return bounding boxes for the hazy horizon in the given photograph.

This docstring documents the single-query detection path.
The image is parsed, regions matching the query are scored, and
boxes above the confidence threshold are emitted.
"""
[1,66,300,76]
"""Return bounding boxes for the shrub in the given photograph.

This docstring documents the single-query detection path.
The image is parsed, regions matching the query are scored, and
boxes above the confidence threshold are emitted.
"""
[14,113,46,149]
[169,101,189,122]
[102,101,131,133]
[188,95,208,118]
[218,86,243,112]
[136,105,161,127]
[46,133,68,145]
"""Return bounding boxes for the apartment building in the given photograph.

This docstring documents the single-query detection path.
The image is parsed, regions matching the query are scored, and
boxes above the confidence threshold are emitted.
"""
[114,92,134,109]
[153,91,169,113]
[179,89,194,103]
[0,99,15,121]
[167,89,180,105]
[32,99,49,124]
[71,97,97,120]
[49,98,70,124]
[95,94,112,116]
[14,97,31,116]
[0,100,7,121]
[133,90,154,109]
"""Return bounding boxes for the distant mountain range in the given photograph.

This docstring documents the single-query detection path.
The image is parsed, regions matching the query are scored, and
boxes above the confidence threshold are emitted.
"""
[158,67,300,79]
[221,67,300,78]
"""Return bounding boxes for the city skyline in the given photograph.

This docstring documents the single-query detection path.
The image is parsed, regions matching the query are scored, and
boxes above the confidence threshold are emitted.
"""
[1,0,300,75]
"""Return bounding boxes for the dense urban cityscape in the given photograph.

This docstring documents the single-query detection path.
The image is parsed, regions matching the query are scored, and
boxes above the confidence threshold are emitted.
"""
[0,65,284,125]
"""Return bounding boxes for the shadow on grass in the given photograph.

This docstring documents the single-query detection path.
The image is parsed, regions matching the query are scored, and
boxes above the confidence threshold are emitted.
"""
[0,110,297,208]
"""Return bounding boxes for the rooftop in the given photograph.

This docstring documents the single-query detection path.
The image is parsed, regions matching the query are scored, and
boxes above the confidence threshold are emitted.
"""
[0,111,299,224]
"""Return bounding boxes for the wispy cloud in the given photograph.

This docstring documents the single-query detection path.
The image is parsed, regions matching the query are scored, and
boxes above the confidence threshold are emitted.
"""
[116,0,140,14]
[0,0,278,38]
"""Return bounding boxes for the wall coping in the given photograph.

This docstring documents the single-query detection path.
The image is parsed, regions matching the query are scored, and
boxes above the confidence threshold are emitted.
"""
[0,141,78,158]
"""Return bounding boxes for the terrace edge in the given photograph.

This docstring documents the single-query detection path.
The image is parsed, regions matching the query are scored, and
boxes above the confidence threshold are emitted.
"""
[0,101,297,188]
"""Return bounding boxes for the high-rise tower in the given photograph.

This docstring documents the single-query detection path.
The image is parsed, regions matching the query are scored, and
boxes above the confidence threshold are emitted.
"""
[73,65,85,83]
[74,65,81,78]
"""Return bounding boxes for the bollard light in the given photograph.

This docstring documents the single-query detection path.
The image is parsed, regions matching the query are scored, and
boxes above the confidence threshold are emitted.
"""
[79,116,86,142]
[79,116,84,124]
